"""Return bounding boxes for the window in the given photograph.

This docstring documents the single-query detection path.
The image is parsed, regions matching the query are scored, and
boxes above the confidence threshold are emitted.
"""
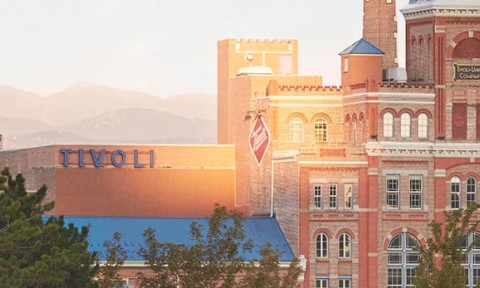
[316,278,329,288]
[343,58,349,72]
[418,113,428,139]
[344,184,353,209]
[409,175,422,209]
[400,113,411,138]
[467,177,477,206]
[290,117,304,143]
[387,233,419,288]
[339,233,351,259]
[461,233,480,288]
[315,118,327,142]
[451,176,461,209]
[314,185,322,209]
[383,112,394,138]
[316,233,328,258]
[339,278,352,288]
[386,175,400,209]
[329,184,337,209]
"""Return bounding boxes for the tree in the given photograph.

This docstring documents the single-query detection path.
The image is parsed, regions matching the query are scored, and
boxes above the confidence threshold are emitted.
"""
[239,242,302,288]
[137,204,302,288]
[415,203,480,288]
[0,167,99,288]
[97,232,128,288]
[137,205,253,288]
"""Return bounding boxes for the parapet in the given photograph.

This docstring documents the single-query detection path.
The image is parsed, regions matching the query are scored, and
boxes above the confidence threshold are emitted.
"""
[278,85,342,92]
[235,38,296,44]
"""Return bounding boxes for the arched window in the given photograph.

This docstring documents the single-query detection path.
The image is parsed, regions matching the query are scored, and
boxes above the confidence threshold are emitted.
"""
[316,233,328,258]
[383,112,394,138]
[418,113,428,139]
[451,176,461,209]
[400,113,411,138]
[315,118,327,142]
[289,117,304,143]
[339,233,351,259]
[387,233,419,288]
[467,177,477,206]
[461,232,480,287]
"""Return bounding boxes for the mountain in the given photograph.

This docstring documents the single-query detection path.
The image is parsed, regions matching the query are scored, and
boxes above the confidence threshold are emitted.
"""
[0,117,53,135]
[0,82,216,125]
[0,83,218,149]
[0,86,46,120]
[60,108,216,142]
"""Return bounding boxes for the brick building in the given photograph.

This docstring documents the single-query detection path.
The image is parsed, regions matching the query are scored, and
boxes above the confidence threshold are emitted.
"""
[2,0,480,287]
[217,0,480,287]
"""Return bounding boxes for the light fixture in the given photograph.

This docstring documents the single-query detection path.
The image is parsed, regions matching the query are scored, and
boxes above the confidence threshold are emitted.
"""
[243,109,266,121]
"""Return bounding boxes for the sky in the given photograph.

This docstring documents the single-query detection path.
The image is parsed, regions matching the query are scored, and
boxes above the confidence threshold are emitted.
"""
[0,0,409,98]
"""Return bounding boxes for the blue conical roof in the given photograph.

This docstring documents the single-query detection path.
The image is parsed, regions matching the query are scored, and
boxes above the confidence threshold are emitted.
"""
[339,38,385,55]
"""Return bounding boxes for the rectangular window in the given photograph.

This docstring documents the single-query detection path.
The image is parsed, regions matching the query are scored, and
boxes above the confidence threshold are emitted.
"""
[329,184,337,209]
[314,185,322,209]
[339,278,352,288]
[316,278,328,288]
[409,175,422,209]
[344,184,353,209]
[343,58,349,72]
[386,175,400,208]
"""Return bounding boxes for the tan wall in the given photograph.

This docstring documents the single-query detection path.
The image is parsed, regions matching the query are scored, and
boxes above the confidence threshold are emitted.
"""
[0,145,236,217]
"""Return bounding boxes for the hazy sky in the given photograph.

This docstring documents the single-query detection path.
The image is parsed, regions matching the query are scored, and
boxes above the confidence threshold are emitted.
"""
[0,0,409,97]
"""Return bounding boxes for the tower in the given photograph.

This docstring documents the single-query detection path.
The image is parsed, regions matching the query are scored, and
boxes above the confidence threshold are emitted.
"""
[401,0,480,139]
[363,0,398,70]
[217,39,298,144]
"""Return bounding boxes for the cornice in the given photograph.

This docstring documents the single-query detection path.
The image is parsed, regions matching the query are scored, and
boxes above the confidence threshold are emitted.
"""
[403,7,480,21]
[366,142,480,158]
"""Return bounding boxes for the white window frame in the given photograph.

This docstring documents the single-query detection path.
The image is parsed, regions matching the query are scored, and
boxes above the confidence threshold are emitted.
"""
[451,176,461,209]
[315,118,328,142]
[339,233,351,259]
[344,184,353,209]
[316,278,329,288]
[316,233,328,258]
[409,175,422,209]
[387,233,420,288]
[418,113,428,139]
[329,184,337,209]
[383,112,394,138]
[461,232,480,288]
[467,177,477,206]
[339,277,352,288]
[289,117,304,143]
[386,175,400,209]
[314,185,322,209]
[400,113,411,138]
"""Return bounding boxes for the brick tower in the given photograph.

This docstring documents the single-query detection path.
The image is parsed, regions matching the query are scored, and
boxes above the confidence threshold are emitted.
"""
[363,0,398,70]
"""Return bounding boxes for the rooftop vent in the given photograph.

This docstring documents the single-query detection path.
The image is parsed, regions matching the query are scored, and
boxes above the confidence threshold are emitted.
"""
[383,68,407,83]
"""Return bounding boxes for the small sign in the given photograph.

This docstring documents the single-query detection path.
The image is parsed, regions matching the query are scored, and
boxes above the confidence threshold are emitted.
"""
[249,116,271,167]
[454,64,480,81]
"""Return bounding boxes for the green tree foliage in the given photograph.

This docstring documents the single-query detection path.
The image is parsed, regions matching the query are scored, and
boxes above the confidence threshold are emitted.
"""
[98,232,127,288]
[239,242,302,288]
[0,168,99,288]
[137,204,302,288]
[415,203,480,288]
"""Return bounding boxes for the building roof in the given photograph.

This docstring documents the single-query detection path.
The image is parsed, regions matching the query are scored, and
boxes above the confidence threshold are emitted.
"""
[339,38,384,56]
[61,216,295,262]
[402,0,480,14]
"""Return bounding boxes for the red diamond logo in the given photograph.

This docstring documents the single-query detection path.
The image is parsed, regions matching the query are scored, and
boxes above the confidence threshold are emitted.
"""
[249,116,271,166]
